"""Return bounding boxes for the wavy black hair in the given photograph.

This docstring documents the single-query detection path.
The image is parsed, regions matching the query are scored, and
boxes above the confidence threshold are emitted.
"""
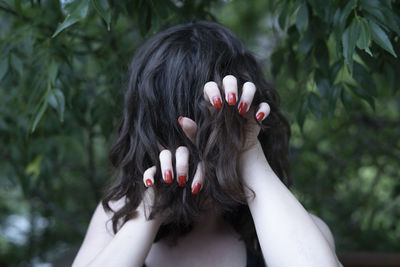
[102,21,291,255]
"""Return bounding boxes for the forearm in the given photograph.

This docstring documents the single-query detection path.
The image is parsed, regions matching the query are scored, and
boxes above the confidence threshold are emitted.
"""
[86,206,162,267]
[240,142,339,267]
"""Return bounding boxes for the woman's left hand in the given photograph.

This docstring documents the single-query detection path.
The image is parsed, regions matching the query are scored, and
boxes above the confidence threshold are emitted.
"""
[203,75,270,152]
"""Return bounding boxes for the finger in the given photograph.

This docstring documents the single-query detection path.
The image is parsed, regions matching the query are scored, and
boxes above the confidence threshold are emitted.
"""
[159,150,174,184]
[178,116,198,143]
[222,75,238,106]
[255,102,271,122]
[238,82,256,115]
[143,166,157,187]
[175,146,189,187]
[203,81,222,110]
[191,162,204,195]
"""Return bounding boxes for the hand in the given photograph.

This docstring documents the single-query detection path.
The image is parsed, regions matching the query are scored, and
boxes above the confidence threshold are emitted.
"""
[139,75,270,220]
[203,75,270,152]
[140,128,205,222]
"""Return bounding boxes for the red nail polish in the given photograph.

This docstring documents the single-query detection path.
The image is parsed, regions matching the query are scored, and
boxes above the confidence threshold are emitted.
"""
[238,102,248,115]
[227,92,236,106]
[178,175,187,187]
[145,179,152,187]
[212,96,222,110]
[256,112,265,121]
[164,170,173,183]
[178,116,183,127]
[192,183,202,194]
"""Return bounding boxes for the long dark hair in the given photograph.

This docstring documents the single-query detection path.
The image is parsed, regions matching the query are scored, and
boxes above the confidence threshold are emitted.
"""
[102,21,291,255]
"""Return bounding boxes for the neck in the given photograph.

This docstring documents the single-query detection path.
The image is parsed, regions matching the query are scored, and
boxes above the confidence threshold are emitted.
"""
[191,198,228,235]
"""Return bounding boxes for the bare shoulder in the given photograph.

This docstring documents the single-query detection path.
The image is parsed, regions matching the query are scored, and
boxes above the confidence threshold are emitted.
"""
[308,212,336,250]
[71,197,127,267]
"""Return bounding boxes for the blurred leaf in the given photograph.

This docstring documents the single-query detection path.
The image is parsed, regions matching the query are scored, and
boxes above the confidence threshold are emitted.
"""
[52,0,90,37]
[296,3,309,33]
[25,155,43,178]
[47,88,66,122]
[369,21,397,57]
[31,99,48,133]
[0,58,9,81]
[307,92,323,119]
[340,85,353,112]
[48,60,59,85]
[298,29,313,54]
[315,40,329,74]
[92,0,112,30]
[346,83,375,110]
[316,75,330,99]
[353,61,377,97]
[10,54,23,76]
[297,96,308,129]
[278,2,289,29]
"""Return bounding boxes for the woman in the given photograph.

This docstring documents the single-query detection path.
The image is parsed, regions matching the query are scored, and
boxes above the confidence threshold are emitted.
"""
[72,21,342,267]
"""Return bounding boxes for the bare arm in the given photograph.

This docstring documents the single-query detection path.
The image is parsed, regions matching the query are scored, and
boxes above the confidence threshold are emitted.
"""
[72,190,162,267]
[240,141,341,267]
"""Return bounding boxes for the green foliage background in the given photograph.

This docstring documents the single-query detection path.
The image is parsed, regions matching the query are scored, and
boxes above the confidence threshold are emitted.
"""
[1,0,399,265]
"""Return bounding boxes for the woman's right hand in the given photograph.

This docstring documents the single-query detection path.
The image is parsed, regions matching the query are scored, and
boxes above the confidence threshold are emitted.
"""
[140,121,205,223]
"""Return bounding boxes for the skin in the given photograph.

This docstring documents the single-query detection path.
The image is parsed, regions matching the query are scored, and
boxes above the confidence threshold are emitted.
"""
[72,75,343,267]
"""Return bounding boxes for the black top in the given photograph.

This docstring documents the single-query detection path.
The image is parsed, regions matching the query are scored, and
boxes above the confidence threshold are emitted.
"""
[143,246,266,267]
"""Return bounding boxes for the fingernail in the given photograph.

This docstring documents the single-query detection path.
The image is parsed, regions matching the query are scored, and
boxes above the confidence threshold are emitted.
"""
[192,183,202,194]
[178,116,183,127]
[227,92,236,106]
[238,102,248,115]
[256,112,265,121]
[145,179,153,187]
[178,175,187,187]
[164,170,173,183]
[212,96,222,110]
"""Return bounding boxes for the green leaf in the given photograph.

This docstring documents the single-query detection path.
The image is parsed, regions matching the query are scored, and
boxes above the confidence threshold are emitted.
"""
[296,3,309,32]
[47,88,65,122]
[298,29,313,54]
[48,60,59,85]
[0,58,8,81]
[52,0,90,37]
[10,54,23,76]
[307,92,323,119]
[330,60,343,82]
[340,85,353,113]
[346,83,375,110]
[278,3,289,30]
[353,61,377,96]
[360,0,400,35]
[315,40,329,74]
[31,100,48,133]
[334,0,355,36]
[327,84,339,118]
[297,96,308,129]
[92,0,112,30]
[342,19,360,73]
[369,21,397,57]
[25,154,43,177]
[316,76,331,99]
[356,18,371,51]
